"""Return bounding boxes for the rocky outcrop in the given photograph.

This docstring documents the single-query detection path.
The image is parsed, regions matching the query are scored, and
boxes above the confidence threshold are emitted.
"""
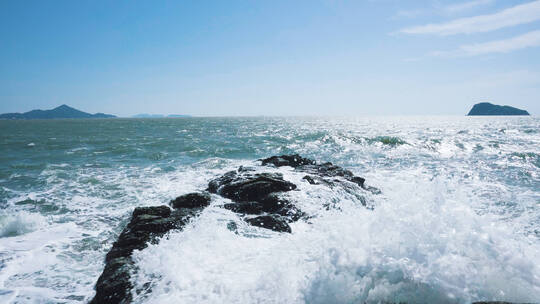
[467,102,530,116]
[91,155,374,303]
[90,194,211,304]
[261,154,380,194]
[261,154,316,167]
[209,171,296,202]
[246,215,292,233]
[170,192,211,209]
[207,168,300,232]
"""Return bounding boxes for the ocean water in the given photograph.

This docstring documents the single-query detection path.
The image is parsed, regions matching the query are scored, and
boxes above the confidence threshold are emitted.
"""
[0,116,538,304]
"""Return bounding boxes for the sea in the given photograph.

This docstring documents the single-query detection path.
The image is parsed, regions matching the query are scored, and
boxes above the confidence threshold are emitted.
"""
[0,116,539,304]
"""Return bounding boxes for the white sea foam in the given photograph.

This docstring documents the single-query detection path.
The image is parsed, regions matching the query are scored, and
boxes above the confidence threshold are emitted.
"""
[131,167,540,304]
[0,211,45,238]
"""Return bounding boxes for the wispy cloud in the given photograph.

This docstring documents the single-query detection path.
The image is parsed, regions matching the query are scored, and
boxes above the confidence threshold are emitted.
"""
[394,0,494,19]
[431,30,540,57]
[400,0,540,35]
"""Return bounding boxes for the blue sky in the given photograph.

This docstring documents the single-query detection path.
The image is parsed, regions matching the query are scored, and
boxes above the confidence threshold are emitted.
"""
[1,0,539,116]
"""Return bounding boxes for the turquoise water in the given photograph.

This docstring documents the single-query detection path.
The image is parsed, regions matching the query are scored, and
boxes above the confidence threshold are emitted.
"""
[0,117,539,303]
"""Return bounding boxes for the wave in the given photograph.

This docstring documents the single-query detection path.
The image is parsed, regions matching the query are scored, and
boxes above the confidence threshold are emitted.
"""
[366,136,407,146]
[130,167,540,304]
[0,211,45,238]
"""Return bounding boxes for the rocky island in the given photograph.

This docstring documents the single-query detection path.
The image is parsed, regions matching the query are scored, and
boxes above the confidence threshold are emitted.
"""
[0,104,116,119]
[467,102,530,116]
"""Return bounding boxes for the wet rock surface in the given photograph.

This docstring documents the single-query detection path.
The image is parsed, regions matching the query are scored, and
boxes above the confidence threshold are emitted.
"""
[262,154,366,186]
[91,194,210,304]
[263,154,381,194]
[208,171,296,202]
[208,169,299,233]
[246,215,292,233]
[260,154,316,167]
[169,192,211,209]
[207,154,375,232]
[91,155,374,303]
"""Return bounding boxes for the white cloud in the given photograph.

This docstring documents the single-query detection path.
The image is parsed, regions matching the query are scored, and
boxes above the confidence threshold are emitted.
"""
[431,30,540,57]
[394,0,494,19]
[460,29,540,54]
[400,0,540,35]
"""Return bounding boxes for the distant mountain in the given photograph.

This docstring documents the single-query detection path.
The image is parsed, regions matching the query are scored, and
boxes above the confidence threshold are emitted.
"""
[131,114,191,118]
[0,105,116,119]
[467,102,530,116]
[132,114,165,118]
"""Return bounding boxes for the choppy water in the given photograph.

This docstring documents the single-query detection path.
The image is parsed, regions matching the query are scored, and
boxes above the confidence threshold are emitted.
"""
[0,116,539,304]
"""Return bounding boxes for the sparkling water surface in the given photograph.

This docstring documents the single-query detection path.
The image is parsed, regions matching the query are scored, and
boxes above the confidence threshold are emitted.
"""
[0,116,539,303]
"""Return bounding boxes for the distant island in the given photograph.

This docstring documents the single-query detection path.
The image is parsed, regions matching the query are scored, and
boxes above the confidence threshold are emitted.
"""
[0,105,116,119]
[467,102,530,116]
[132,114,191,118]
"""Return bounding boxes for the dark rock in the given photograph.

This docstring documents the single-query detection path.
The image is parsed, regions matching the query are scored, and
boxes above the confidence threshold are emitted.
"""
[132,205,171,218]
[304,162,365,188]
[91,257,134,304]
[91,206,206,304]
[275,205,305,222]
[223,194,304,222]
[467,102,530,116]
[210,172,296,202]
[223,201,265,214]
[170,192,211,209]
[257,194,293,213]
[246,215,292,233]
[209,168,301,232]
[302,175,319,185]
[105,206,175,262]
[261,154,315,167]
[262,154,370,190]
[207,170,237,193]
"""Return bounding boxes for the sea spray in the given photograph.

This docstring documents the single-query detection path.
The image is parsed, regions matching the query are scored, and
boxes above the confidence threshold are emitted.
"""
[0,211,45,238]
[131,170,540,304]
